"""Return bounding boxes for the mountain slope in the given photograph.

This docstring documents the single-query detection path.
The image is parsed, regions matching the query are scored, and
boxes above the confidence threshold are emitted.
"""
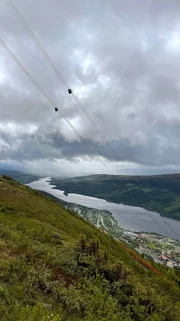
[52,174,180,220]
[0,175,180,321]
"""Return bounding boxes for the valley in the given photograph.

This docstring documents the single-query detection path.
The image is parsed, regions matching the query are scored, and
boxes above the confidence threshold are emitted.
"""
[51,174,180,221]
[28,178,180,267]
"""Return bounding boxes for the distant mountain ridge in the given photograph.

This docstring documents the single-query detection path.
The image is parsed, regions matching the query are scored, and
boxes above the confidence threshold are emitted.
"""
[0,169,39,184]
[51,173,180,221]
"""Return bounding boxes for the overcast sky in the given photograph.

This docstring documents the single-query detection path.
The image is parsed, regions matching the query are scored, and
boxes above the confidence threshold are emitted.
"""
[1,0,180,176]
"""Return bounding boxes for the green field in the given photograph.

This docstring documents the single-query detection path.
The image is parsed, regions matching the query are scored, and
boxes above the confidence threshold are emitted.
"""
[51,174,180,220]
[0,175,180,321]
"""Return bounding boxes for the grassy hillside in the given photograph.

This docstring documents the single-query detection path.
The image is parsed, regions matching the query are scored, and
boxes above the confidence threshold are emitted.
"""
[0,175,180,321]
[51,174,180,220]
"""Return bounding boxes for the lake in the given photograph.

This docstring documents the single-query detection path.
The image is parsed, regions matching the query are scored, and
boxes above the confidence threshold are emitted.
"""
[28,177,180,240]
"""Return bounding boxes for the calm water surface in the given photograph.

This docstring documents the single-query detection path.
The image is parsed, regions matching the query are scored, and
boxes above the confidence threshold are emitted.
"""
[28,177,180,240]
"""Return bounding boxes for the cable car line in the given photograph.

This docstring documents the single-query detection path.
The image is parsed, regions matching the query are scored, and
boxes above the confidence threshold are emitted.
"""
[5,0,70,89]
[0,38,118,179]
[5,0,130,176]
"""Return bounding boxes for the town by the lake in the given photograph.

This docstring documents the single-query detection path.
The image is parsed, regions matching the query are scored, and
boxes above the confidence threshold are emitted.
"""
[65,202,180,268]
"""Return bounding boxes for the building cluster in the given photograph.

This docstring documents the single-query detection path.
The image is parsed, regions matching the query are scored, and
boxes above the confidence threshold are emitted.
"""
[122,231,180,268]
[64,202,180,269]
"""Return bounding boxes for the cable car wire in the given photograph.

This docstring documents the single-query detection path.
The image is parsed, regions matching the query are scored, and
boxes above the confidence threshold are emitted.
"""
[5,0,69,88]
[5,0,130,176]
[0,38,117,178]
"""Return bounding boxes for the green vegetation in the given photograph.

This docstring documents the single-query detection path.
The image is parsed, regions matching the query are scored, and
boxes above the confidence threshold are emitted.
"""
[1,175,180,321]
[51,174,180,220]
[145,243,158,250]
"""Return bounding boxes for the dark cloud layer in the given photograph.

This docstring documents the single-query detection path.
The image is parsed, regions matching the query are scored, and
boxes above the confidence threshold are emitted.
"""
[1,0,180,175]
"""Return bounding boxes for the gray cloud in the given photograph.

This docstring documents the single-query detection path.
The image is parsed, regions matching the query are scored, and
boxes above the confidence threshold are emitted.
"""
[1,0,180,176]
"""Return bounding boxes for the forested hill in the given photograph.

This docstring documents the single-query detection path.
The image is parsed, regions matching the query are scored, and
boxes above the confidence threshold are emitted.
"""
[51,173,180,221]
[1,175,180,321]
